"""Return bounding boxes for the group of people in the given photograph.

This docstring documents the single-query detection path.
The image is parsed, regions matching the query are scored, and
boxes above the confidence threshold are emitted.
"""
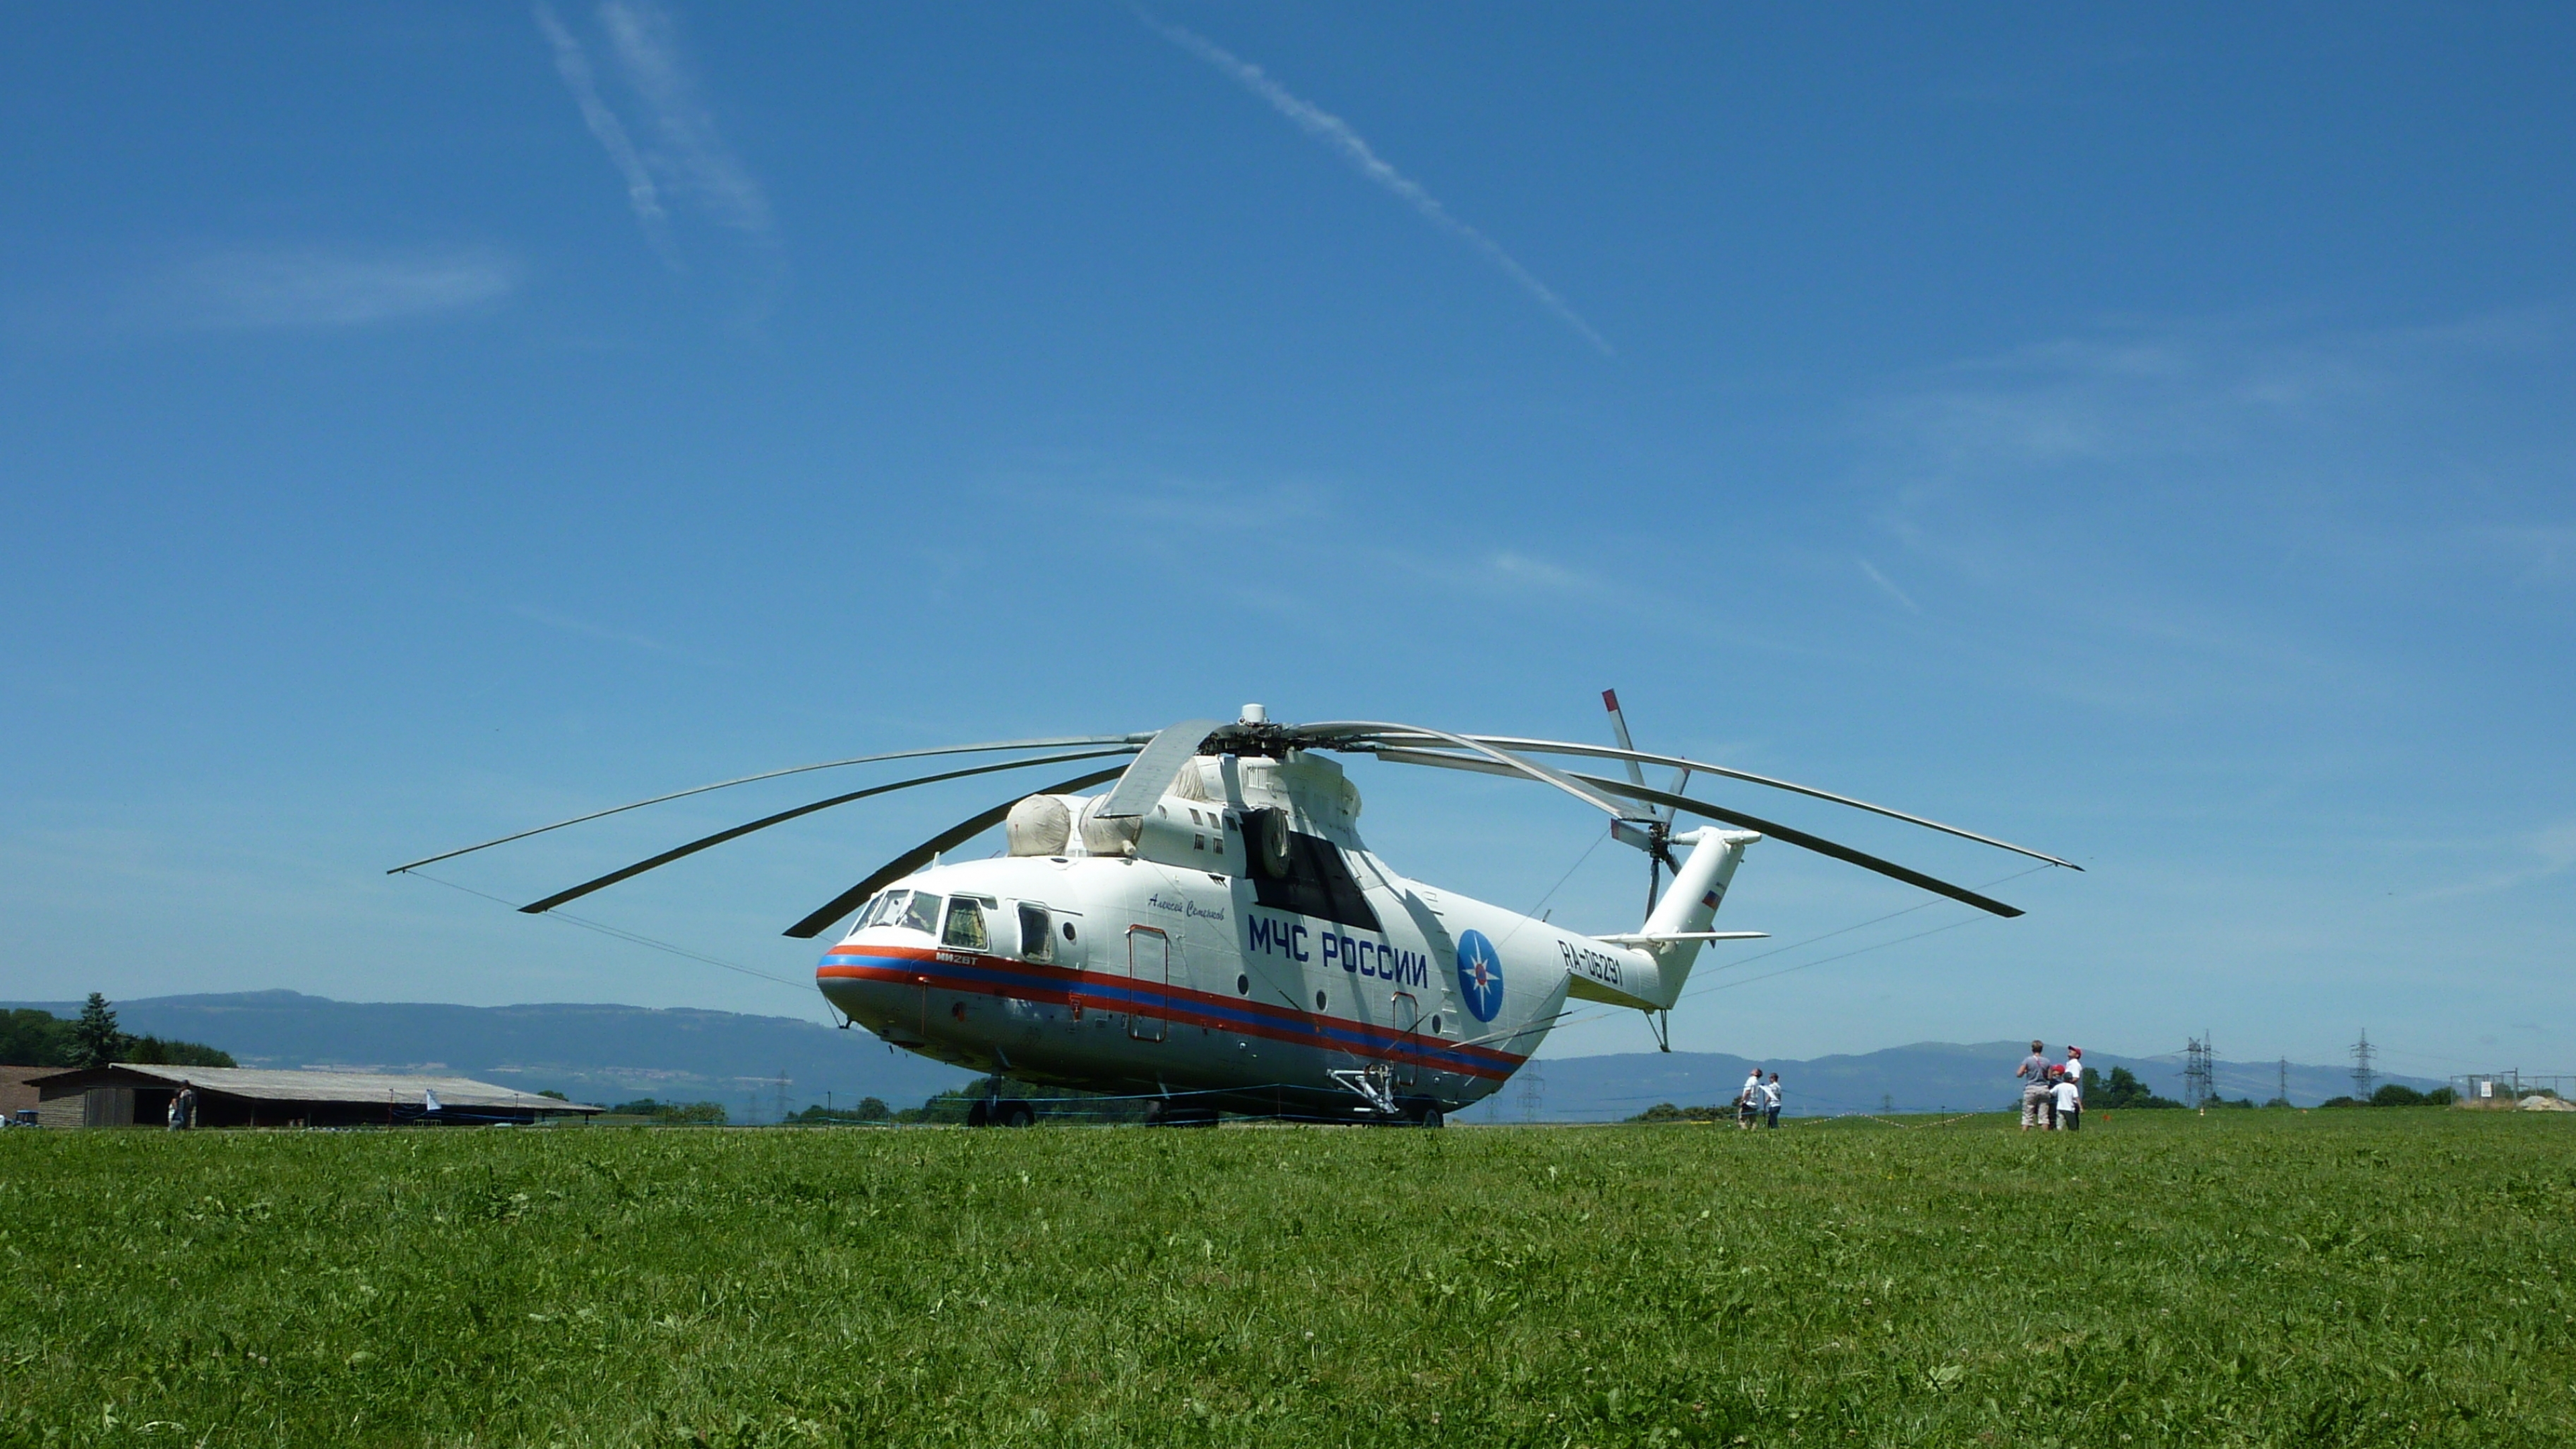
[1733,1068,1782,1129]
[2016,1040,2086,1131]
[164,1081,197,1130]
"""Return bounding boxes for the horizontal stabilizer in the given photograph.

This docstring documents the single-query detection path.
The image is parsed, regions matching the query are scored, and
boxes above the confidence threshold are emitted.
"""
[1591,931,1768,945]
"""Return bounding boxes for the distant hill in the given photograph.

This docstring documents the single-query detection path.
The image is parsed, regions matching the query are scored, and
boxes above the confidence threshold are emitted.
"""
[1452,1041,2444,1122]
[0,991,974,1119]
[3,992,2438,1122]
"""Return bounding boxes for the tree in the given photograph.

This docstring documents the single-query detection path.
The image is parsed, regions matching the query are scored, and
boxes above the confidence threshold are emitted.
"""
[898,1075,1146,1124]
[1627,1102,1726,1123]
[2092,1065,2185,1110]
[0,1008,76,1067]
[125,1035,235,1068]
[69,994,129,1069]
[2371,1083,2426,1108]
[606,1097,728,1124]
[1,1002,229,1070]
[788,1097,895,1126]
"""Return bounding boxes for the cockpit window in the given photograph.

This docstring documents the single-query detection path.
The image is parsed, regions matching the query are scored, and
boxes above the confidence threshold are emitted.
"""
[898,891,942,935]
[1017,903,1053,963]
[942,897,989,951]
[854,891,896,930]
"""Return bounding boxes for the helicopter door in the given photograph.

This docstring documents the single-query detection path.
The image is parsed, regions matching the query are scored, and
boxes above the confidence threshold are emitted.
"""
[1127,926,1169,1042]
[1390,991,1420,1087]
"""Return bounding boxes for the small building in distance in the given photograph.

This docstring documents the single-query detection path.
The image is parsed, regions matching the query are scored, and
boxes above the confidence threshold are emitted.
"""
[28,1063,602,1129]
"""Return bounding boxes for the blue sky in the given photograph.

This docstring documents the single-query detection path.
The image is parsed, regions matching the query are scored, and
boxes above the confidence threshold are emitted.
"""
[3,4,2569,1084]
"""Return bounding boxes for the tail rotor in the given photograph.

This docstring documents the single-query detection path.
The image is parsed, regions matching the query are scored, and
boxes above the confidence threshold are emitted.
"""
[1602,689,1689,911]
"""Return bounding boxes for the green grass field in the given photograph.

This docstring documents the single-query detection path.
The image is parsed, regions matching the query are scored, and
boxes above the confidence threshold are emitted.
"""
[3,1112,2571,1447]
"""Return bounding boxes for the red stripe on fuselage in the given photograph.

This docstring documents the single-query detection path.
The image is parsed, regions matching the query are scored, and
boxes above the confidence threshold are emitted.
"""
[816,943,1525,1079]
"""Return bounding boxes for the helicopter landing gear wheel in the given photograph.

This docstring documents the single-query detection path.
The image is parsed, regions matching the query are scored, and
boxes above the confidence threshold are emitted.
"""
[965,1098,991,1128]
[1397,1095,1446,1128]
[998,1099,1036,1128]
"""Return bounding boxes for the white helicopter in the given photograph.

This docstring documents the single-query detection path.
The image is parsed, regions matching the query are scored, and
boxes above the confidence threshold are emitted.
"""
[396,695,2074,1127]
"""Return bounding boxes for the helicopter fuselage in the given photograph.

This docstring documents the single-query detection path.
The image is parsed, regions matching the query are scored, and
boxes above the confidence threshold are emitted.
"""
[814,846,1591,1120]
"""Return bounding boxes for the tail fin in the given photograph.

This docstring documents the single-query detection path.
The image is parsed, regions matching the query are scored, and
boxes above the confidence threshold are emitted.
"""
[1633,828,1760,1002]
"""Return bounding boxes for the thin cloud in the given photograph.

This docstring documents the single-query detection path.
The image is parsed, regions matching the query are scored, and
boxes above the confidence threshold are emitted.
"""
[1485,550,1593,592]
[536,1,773,266]
[153,246,518,329]
[535,3,674,264]
[1857,557,1921,613]
[598,1,772,237]
[511,605,728,668]
[2459,523,2576,587]
[1138,13,1612,358]
[2417,821,2576,900]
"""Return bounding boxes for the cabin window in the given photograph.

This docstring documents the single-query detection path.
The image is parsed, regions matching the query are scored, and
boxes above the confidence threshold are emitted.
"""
[1241,811,1383,932]
[1018,904,1053,962]
[897,891,941,936]
[942,898,989,951]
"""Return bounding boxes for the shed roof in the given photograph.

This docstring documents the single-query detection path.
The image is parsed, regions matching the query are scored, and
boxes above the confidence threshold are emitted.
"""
[28,1063,600,1113]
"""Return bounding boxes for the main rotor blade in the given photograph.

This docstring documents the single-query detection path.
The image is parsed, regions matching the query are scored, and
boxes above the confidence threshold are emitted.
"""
[1093,718,1226,818]
[518,748,1136,916]
[1600,689,1664,823]
[1290,720,1629,818]
[390,733,1152,874]
[781,763,1131,939]
[1362,730,2078,869]
[1569,769,2023,917]
[1360,747,2025,917]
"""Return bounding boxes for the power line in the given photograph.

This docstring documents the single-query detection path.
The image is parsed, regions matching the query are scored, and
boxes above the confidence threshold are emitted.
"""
[399,869,814,994]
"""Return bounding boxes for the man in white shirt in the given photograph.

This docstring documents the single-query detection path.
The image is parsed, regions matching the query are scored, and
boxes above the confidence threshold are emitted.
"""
[1761,1072,1783,1129]
[1737,1067,1764,1130]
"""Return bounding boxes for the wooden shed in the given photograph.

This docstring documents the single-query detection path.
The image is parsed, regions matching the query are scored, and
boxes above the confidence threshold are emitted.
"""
[28,1064,601,1128]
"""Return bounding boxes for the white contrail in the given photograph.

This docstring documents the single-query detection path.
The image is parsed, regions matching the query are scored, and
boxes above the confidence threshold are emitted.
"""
[1142,15,1613,357]
[598,0,773,239]
[1858,557,1922,613]
[535,3,676,264]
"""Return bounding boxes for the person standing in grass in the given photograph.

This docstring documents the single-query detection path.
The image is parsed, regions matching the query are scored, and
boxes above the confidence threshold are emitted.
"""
[1762,1071,1783,1129]
[2017,1040,2052,1131]
[1737,1066,1764,1130]
[2051,1069,2082,1132]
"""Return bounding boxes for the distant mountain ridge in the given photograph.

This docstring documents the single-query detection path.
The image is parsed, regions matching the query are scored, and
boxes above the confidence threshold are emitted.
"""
[4,992,2438,1121]
[1455,1041,2444,1122]
[0,991,975,1118]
